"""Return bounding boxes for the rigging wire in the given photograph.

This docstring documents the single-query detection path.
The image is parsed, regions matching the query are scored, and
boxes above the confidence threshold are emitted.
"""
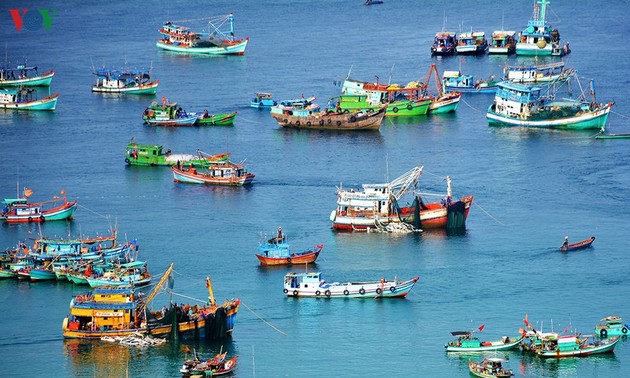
[473,201,505,226]
[240,301,288,336]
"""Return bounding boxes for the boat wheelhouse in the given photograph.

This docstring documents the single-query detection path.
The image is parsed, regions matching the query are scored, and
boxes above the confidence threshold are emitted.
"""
[595,316,629,338]
[341,78,431,117]
[92,68,158,95]
[456,31,488,55]
[0,64,54,86]
[486,80,613,129]
[489,31,517,54]
[431,32,457,55]
[516,0,570,56]
[505,61,573,83]
[156,14,248,55]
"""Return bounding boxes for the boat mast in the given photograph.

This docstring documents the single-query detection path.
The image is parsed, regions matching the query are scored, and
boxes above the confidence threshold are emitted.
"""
[206,276,216,306]
[446,176,452,199]
[139,263,174,312]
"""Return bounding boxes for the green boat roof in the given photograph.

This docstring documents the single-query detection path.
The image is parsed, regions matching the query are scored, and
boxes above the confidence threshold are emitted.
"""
[120,261,146,268]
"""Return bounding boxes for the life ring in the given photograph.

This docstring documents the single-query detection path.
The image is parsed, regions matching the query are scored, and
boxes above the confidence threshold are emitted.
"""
[327,119,332,125]
[359,288,366,295]
[319,120,324,126]
[125,158,130,164]
[283,288,288,294]
[376,288,382,294]
[350,116,357,122]
[315,290,321,296]
[39,215,45,222]
[600,329,608,338]
[366,108,373,113]
[390,286,396,292]
[283,119,288,124]
[295,121,300,126]
[336,121,342,126]
[343,289,350,295]
[623,327,628,334]
[306,121,311,126]
[286,257,292,264]
[292,290,298,296]
[406,104,413,110]
[392,107,399,113]
[324,290,331,297]
[343,109,350,113]
[27,217,33,222]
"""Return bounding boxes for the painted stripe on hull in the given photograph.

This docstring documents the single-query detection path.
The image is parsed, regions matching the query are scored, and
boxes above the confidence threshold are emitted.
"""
[487,106,611,129]
[0,71,54,87]
[4,202,77,223]
[0,95,58,111]
[156,39,248,55]
[92,82,158,95]
[385,100,430,117]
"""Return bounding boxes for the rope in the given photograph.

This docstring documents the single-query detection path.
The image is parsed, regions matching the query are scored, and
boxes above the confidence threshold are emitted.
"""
[240,301,288,336]
[77,204,110,219]
[611,110,630,120]
[236,115,261,125]
[460,97,483,113]
[473,201,505,226]
[168,290,207,304]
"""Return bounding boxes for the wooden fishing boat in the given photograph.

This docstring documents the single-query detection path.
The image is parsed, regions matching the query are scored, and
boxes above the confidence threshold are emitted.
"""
[468,357,513,378]
[181,352,237,377]
[456,31,488,55]
[536,334,620,358]
[92,68,158,95]
[505,61,574,84]
[142,98,198,126]
[62,264,240,340]
[190,111,237,126]
[421,64,461,114]
[0,267,17,279]
[251,92,276,108]
[559,236,595,252]
[125,141,230,167]
[340,79,431,117]
[364,0,384,5]
[595,316,630,338]
[156,14,248,55]
[445,331,522,352]
[0,87,58,111]
[86,261,151,288]
[172,160,255,186]
[431,32,457,55]
[1,194,77,223]
[284,272,419,298]
[443,71,498,94]
[330,166,473,231]
[595,133,630,139]
[270,102,386,130]
[256,228,323,266]
[516,0,570,56]
[29,266,57,281]
[0,65,54,86]
[488,31,517,54]
[487,80,613,130]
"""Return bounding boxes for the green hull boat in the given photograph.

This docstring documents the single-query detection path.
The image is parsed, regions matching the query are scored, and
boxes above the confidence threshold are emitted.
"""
[125,141,230,167]
[192,111,237,126]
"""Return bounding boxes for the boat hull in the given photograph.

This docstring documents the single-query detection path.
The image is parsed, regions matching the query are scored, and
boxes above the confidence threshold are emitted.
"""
[446,337,522,352]
[156,39,248,55]
[487,104,612,130]
[0,71,55,87]
[256,245,323,266]
[428,95,460,114]
[92,81,159,95]
[173,167,255,186]
[3,201,77,223]
[444,85,497,94]
[560,236,595,252]
[29,268,57,281]
[0,94,58,111]
[595,133,630,139]
[271,106,385,131]
[285,277,419,298]
[145,116,198,126]
[192,112,237,126]
[385,100,430,117]
[537,337,620,358]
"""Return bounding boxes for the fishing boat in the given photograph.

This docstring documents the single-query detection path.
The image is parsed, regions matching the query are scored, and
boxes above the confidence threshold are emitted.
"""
[270,101,386,130]
[283,271,419,298]
[0,87,58,111]
[29,266,57,281]
[340,78,431,117]
[62,264,240,340]
[1,191,77,223]
[431,32,457,55]
[456,31,488,55]
[445,331,522,352]
[330,166,473,231]
[190,111,237,126]
[172,160,255,186]
[505,61,574,84]
[250,92,276,108]
[421,64,461,114]
[92,68,158,95]
[488,31,517,54]
[256,227,323,266]
[364,0,384,5]
[516,0,570,56]
[156,14,248,55]
[468,357,513,378]
[442,71,498,94]
[142,97,198,126]
[0,64,54,86]
[125,141,230,167]
[559,236,595,252]
[595,133,630,139]
[486,80,614,129]
[595,316,630,338]
[535,334,620,358]
[181,351,237,377]
[86,261,151,288]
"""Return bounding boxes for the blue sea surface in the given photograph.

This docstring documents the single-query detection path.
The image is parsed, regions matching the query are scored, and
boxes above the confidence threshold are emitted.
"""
[0,0,629,377]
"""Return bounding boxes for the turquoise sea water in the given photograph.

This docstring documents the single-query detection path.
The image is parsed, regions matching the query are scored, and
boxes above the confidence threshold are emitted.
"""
[0,1,629,377]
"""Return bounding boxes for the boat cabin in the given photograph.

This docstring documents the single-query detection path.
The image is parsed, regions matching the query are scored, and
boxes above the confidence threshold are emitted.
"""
[491,81,542,118]
[126,143,168,164]
[431,32,457,54]
[336,183,393,218]
[505,61,568,83]
[284,272,322,289]
[457,32,487,52]
[0,65,39,81]
[93,68,152,89]
[66,286,138,332]
[489,31,516,53]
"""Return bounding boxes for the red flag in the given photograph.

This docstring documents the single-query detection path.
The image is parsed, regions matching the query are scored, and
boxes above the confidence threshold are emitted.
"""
[524,314,530,327]
[563,327,569,333]
[23,188,33,197]
[185,345,190,353]
[478,324,485,332]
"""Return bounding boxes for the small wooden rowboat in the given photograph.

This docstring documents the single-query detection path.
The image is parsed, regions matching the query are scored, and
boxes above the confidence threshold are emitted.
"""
[468,357,513,378]
[559,236,595,252]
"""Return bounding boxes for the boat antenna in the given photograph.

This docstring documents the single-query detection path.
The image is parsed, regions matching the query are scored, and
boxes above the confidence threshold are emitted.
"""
[589,79,597,108]
[385,154,389,182]
[387,64,395,85]
[345,64,353,80]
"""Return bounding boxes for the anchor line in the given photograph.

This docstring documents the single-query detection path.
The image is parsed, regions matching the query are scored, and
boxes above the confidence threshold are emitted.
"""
[473,201,505,226]
[460,97,483,113]
[241,301,288,336]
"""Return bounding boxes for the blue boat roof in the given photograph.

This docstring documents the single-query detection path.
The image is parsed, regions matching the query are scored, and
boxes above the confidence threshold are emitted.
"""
[497,81,542,92]
[0,65,38,72]
[93,68,151,79]
[93,285,135,294]
[72,301,136,310]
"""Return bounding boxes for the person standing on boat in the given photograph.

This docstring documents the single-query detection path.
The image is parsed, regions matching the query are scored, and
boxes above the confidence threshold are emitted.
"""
[562,236,569,249]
